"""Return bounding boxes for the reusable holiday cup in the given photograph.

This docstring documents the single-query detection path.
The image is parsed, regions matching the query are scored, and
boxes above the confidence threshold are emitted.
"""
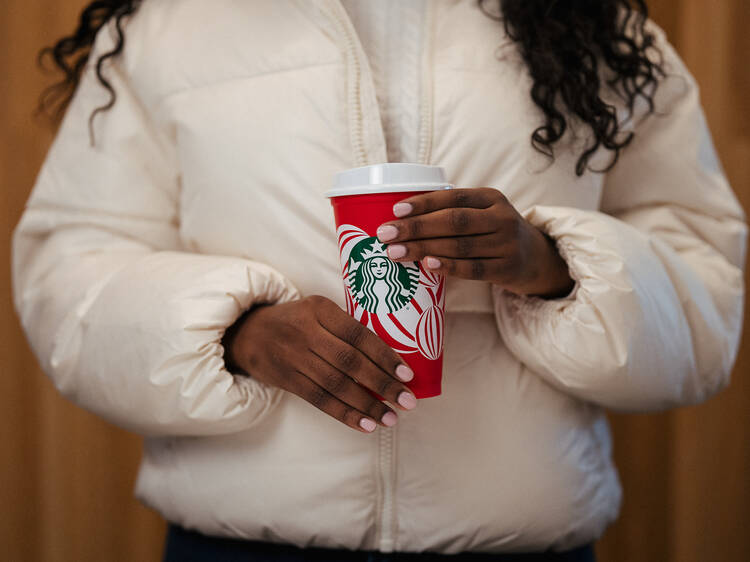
[325,163,453,399]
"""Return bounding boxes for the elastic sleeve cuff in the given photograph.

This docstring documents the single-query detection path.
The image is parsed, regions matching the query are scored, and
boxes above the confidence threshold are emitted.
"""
[491,203,697,411]
[53,250,301,436]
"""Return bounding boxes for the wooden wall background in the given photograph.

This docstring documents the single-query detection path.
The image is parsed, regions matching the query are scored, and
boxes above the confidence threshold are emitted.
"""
[1,1,748,560]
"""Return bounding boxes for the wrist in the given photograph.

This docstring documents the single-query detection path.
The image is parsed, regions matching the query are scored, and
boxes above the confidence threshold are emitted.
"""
[221,308,254,376]
[528,231,575,299]
[502,229,574,300]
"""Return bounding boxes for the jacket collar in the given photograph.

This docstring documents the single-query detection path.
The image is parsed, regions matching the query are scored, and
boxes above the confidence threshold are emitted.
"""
[309,0,436,167]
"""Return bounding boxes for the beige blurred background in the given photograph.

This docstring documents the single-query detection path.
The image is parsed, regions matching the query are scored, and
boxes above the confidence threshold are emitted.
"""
[1,1,748,561]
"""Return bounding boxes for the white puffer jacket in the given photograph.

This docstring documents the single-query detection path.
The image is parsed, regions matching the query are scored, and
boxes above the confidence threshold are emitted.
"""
[11,0,747,554]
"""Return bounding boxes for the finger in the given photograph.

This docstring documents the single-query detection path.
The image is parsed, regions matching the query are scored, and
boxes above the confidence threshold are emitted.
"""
[302,350,399,427]
[316,301,413,382]
[290,369,382,433]
[377,207,505,244]
[313,323,417,411]
[422,256,517,282]
[385,232,507,262]
[392,187,504,218]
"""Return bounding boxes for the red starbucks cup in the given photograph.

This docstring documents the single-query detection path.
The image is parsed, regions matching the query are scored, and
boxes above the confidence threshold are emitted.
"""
[325,163,453,399]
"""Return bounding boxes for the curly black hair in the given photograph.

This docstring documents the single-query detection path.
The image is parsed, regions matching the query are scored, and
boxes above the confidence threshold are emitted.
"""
[480,0,665,175]
[37,0,141,143]
[39,0,664,175]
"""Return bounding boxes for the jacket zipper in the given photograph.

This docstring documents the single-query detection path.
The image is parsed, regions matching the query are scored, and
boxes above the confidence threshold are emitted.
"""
[322,0,436,552]
[322,0,434,167]
[416,1,436,165]
[323,1,370,166]
[323,1,397,551]
[377,425,397,552]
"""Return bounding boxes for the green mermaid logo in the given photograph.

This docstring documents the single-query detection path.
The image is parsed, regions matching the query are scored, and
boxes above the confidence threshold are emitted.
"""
[345,238,419,314]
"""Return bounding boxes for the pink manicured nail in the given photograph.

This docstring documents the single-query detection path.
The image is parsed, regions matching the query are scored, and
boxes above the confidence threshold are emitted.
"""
[398,391,417,410]
[381,411,398,427]
[377,225,399,242]
[388,244,407,259]
[425,257,441,269]
[393,203,413,217]
[395,364,414,382]
[360,418,377,432]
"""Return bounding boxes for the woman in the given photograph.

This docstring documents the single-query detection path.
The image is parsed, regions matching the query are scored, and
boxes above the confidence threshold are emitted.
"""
[12,0,747,560]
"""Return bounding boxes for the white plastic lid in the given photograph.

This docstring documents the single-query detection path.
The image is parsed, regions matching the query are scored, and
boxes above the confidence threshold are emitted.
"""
[325,163,453,197]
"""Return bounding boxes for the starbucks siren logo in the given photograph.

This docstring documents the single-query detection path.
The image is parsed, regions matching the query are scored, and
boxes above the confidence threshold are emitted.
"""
[337,224,444,359]
[345,237,419,314]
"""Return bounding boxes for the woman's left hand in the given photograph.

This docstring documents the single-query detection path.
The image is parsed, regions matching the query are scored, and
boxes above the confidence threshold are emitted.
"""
[375,187,576,299]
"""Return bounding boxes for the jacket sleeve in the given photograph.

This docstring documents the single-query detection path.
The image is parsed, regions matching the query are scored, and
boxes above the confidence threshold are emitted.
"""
[492,28,748,413]
[11,27,300,436]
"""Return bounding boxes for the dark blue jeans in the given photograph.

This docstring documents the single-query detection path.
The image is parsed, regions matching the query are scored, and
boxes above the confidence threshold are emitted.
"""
[163,524,596,562]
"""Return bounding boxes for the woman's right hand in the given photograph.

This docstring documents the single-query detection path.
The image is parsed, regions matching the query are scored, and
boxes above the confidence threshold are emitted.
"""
[222,295,418,433]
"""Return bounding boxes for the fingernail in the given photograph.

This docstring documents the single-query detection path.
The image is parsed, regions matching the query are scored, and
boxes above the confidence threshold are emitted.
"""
[360,418,377,432]
[381,411,398,427]
[425,256,441,269]
[395,364,414,382]
[398,391,417,410]
[387,244,407,259]
[393,203,413,217]
[377,224,398,242]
